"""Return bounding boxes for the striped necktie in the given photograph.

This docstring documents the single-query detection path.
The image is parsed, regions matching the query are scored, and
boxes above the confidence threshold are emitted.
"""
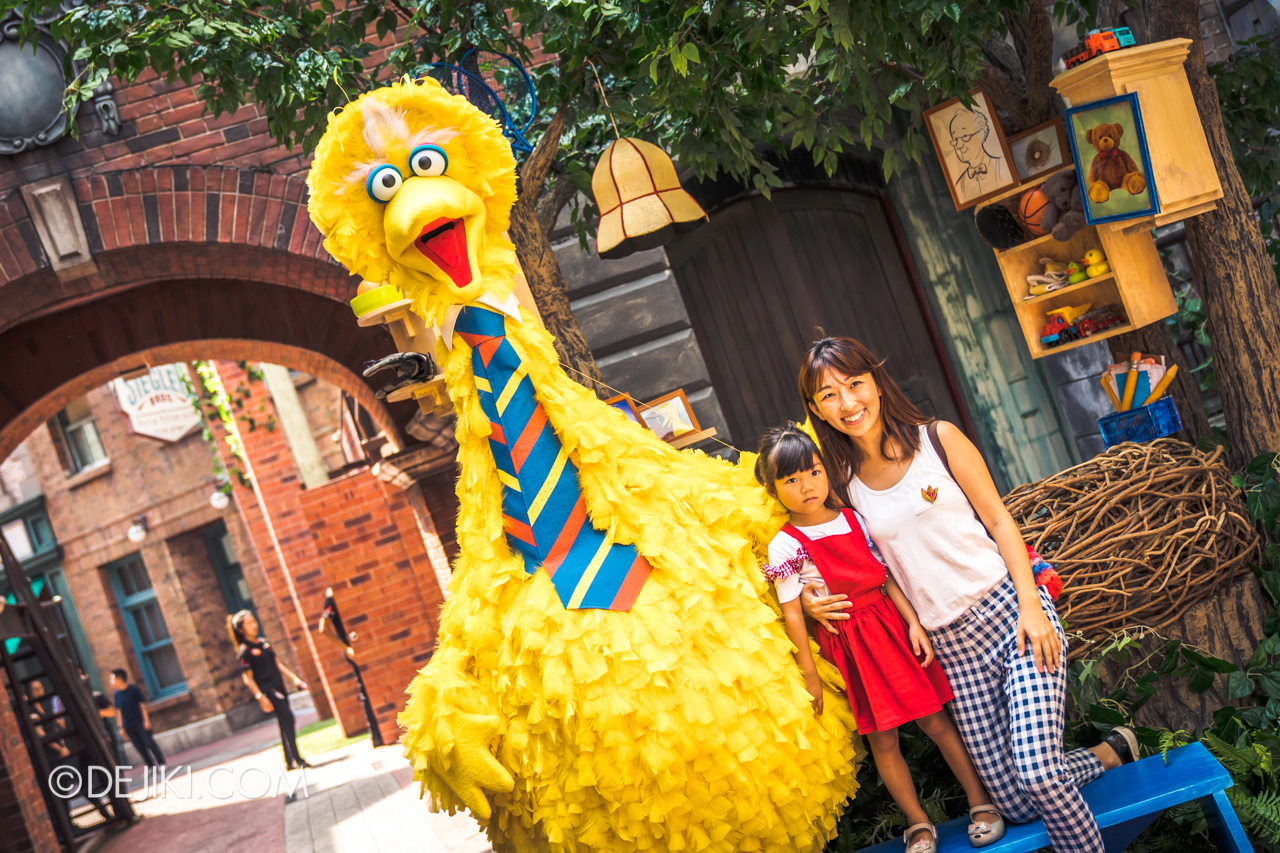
[454,306,651,611]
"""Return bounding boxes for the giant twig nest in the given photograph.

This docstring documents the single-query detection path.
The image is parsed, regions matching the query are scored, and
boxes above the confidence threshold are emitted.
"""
[1004,439,1260,651]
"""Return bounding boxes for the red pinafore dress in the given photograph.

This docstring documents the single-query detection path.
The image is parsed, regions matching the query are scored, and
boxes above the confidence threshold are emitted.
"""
[785,509,953,732]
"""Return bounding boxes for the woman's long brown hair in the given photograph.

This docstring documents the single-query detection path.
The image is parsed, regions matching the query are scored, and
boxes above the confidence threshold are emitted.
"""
[798,336,929,498]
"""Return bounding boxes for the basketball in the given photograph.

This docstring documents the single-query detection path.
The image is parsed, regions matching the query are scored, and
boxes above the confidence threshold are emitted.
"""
[1018,188,1051,236]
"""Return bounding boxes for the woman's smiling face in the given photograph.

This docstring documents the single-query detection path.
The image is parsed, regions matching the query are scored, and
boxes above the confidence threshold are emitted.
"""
[809,368,880,439]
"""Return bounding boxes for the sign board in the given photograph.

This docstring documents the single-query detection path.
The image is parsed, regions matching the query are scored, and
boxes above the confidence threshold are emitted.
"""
[112,364,201,443]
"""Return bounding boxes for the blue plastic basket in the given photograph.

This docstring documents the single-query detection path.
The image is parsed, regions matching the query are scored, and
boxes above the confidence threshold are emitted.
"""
[1098,396,1183,448]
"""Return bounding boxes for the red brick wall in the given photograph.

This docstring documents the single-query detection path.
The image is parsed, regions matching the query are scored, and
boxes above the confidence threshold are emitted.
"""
[213,360,448,743]
[166,525,263,722]
[0,674,57,853]
[298,473,444,744]
[213,360,344,720]
[23,384,231,730]
[19,375,300,733]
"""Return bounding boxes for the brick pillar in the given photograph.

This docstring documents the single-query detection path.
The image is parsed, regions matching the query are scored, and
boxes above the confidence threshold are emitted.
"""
[297,474,445,744]
[202,361,338,722]
[197,361,450,743]
[139,538,219,710]
[0,679,58,853]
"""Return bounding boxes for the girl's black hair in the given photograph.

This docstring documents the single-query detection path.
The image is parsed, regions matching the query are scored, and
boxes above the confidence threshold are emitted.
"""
[754,423,843,510]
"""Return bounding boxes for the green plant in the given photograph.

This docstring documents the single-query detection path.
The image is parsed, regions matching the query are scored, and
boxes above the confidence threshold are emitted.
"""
[183,361,276,490]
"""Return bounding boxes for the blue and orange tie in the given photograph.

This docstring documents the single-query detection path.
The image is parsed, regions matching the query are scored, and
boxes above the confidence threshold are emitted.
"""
[454,306,651,611]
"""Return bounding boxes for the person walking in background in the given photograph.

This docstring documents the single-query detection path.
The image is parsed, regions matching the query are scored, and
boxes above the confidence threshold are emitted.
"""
[110,669,165,768]
[228,610,310,769]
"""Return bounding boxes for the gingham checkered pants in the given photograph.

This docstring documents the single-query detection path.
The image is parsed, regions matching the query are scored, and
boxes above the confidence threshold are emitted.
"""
[931,578,1104,853]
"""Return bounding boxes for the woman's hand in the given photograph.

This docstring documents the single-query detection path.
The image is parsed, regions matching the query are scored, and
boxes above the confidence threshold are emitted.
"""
[907,622,934,668]
[804,668,824,715]
[256,693,273,714]
[294,676,308,690]
[800,582,851,635]
[1017,604,1061,673]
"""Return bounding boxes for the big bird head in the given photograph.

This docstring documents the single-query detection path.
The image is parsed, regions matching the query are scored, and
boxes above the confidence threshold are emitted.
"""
[308,78,519,324]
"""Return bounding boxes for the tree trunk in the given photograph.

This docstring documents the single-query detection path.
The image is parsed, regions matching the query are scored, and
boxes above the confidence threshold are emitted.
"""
[1142,0,1280,462]
[510,198,605,393]
[511,106,607,395]
[1108,322,1213,439]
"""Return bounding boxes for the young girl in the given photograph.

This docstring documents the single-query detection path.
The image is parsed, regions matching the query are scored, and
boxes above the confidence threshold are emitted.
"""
[756,424,1005,853]
[796,335,1138,853]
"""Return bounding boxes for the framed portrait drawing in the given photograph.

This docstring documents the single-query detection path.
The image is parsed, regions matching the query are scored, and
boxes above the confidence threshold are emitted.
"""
[1064,93,1160,225]
[1008,119,1070,181]
[923,88,1019,211]
[638,390,700,442]
[605,394,648,429]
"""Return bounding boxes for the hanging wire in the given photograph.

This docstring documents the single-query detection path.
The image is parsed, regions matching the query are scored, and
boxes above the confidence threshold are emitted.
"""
[584,59,622,140]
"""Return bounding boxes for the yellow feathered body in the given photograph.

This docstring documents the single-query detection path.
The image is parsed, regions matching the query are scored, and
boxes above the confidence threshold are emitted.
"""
[307,78,861,853]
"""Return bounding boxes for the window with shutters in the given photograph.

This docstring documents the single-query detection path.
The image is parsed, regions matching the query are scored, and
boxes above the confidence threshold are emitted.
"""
[56,397,108,474]
[106,554,186,699]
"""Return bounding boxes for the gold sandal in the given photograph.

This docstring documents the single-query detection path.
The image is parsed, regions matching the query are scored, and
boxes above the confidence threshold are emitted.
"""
[904,822,937,853]
[968,804,1006,848]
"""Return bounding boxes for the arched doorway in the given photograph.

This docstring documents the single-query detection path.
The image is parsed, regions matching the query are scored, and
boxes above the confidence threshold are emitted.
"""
[668,188,967,445]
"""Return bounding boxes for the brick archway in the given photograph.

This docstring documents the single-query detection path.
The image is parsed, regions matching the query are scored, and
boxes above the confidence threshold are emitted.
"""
[0,164,418,459]
[0,275,406,461]
[0,166,342,331]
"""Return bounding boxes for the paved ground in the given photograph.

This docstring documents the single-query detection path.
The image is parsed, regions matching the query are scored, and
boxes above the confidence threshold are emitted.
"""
[283,740,491,853]
[93,712,491,853]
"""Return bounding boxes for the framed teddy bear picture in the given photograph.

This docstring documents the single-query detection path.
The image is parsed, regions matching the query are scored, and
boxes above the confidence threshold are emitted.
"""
[1064,93,1160,225]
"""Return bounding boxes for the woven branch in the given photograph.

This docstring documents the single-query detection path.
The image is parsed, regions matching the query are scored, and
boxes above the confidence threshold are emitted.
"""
[1004,439,1261,652]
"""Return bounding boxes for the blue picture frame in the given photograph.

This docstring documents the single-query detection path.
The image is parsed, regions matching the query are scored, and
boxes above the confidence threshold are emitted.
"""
[605,394,648,429]
[1064,92,1160,226]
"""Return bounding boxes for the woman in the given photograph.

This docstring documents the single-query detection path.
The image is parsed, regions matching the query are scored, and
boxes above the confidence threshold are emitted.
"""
[228,610,310,769]
[796,336,1135,853]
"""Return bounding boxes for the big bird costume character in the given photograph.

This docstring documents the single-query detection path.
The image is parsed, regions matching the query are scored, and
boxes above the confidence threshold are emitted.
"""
[306,77,861,852]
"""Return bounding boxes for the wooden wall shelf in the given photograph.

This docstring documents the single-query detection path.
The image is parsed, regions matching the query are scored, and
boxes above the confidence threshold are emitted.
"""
[994,221,1175,359]
[1021,272,1115,306]
[1050,38,1222,228]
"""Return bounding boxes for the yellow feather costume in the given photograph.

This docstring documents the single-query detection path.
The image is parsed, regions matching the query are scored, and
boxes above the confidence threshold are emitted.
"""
[307,78,861,853]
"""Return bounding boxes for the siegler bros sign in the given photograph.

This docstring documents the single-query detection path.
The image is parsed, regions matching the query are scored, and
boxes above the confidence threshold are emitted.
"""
[112,364,201,443]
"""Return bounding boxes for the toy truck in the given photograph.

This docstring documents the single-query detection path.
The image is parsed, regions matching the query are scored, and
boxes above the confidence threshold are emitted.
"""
[1061,27,1137,69]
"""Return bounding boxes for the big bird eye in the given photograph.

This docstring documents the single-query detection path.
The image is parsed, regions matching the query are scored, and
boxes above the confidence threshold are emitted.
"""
[366,165,403,203]
[408,145,448,178]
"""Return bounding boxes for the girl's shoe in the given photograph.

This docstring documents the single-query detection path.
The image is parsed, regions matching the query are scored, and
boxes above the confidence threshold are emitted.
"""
[1104,726,1139,765]
[903,823,937,853]
[967,804,1005,847]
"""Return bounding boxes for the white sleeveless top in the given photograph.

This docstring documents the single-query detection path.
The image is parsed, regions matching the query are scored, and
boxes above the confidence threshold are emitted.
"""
[847,424,1007,630]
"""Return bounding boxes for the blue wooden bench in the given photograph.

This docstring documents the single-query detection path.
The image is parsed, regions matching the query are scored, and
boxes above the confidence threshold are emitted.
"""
[856,742,1252,852]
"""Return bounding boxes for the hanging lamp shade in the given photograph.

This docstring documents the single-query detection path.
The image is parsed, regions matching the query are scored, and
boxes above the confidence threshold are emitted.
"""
[592,138,708,260]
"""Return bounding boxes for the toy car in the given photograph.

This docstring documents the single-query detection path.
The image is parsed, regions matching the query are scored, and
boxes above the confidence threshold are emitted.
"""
[1040,315,1080,349]
[1071,303,1129,338]
[1062,27,1136,69]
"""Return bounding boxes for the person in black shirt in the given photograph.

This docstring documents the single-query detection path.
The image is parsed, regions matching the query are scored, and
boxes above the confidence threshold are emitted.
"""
[228,610,310,769]
[109,669,165,767]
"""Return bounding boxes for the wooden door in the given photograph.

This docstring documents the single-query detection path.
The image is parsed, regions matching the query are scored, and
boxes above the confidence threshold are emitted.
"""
[668,189,964,446]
